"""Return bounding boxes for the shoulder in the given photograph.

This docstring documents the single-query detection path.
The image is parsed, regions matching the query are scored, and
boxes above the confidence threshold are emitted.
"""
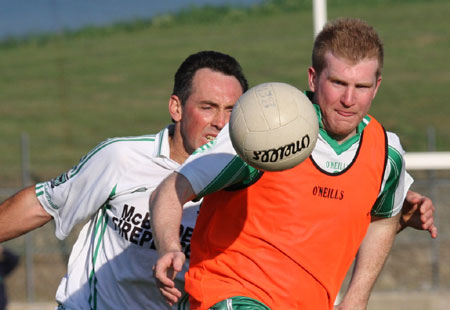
[386,131,403,151]
[68,134,160,179]
[88,134,158,161]
[371,131,409,217]
[179,124,248,196]
[365,117,405,166]
[363,120,406,180]
[386,131,406,169]
[366,115,403,153]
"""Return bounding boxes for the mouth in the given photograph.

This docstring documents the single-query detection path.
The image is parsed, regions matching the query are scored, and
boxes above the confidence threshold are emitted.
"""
[205,135,216,142]
[336,110,355,117]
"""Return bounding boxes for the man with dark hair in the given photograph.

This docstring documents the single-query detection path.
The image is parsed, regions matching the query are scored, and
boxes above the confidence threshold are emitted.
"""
[150,19,437,310]
[0,50,247,310]
[173,50,249,106]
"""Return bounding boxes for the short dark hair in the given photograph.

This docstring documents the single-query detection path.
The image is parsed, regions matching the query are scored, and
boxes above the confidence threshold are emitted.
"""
[312,18,384,78]
[173,51,248,105]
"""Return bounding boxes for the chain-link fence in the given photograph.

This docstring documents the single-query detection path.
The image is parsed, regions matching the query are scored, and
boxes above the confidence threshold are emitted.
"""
[1,138,450,305]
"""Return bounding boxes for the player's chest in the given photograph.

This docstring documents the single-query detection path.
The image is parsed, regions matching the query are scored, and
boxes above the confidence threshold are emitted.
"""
[104,178,200,250]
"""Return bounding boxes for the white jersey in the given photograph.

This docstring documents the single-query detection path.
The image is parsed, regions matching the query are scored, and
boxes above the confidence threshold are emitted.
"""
[180,110,412,218]
[36,126,196,310]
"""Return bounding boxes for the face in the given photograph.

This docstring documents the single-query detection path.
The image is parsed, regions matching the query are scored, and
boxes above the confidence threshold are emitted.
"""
[169,68,243,160]
[308,52,382,143]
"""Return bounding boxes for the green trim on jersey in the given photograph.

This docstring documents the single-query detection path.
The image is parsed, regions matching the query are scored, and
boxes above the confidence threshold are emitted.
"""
[36,181,61,210]
[88,187,116,310]
[371,145,403,217]
[110,184,117,197]
[306,91,370,155]
[197,156,261,198]
[318,115,370,156]
[313,104,371,155]
[157,128,165,157]
[193,138,218,154]
[88,204,109,310]
[36,137,155,210]
[195,91,401,218]
[35,183,44,197]
[71,136,156,179]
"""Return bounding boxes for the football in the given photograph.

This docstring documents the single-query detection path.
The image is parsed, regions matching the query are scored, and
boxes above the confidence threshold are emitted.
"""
[229,82,319,171]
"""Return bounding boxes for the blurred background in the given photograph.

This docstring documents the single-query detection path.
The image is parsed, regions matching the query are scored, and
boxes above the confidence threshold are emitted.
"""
[0,0,449,309]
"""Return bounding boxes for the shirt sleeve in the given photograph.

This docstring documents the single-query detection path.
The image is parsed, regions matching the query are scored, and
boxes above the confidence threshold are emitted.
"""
[178,124,258,198]
[371,132,413,218]
[35,138,127,240]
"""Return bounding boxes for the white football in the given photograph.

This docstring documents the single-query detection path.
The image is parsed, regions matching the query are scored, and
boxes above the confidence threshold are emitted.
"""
[229,82,319,171]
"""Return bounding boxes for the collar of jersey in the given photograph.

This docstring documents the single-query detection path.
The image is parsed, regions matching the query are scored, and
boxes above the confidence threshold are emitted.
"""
[156,126,172,158]
[306,91,370,155]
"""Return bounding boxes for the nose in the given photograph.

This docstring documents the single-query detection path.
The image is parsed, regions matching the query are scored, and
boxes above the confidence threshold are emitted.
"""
[341,87,355,107]
[212,110,228,130]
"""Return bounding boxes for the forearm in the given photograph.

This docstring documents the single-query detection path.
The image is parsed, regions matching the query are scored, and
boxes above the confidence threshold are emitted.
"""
[149,172,195,256]
[338,214,399,309]
[0,186,52,242]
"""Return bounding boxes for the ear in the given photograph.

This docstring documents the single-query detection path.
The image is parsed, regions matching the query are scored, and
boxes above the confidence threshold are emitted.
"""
[168,95,182,122]
[372,75,382,100]
[307,67,317,92]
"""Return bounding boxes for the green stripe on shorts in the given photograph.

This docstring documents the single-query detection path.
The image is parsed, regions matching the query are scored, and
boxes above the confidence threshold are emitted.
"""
[178,293,190,310]
[209,296,271,310]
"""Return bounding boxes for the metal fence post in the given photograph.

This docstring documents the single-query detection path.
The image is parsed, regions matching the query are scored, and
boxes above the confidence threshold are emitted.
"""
[21,133,34,302]
[427,127,440,289]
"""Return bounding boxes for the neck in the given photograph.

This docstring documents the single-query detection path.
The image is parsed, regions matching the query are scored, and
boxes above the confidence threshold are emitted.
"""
[168,125,190,164]
[330,130,357,144]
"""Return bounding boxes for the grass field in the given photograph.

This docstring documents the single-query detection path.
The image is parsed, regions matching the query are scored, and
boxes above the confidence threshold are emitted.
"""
[0,0,449,188]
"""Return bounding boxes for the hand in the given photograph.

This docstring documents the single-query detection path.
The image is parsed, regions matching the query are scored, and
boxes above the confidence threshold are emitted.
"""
[153,251,186,306]
[399,190,438,238]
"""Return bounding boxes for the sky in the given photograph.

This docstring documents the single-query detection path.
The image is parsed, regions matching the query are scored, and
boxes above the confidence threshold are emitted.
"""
[0,0,264,40]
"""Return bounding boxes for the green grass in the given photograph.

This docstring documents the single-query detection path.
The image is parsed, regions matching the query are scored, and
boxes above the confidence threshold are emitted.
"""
[0,0,449,187]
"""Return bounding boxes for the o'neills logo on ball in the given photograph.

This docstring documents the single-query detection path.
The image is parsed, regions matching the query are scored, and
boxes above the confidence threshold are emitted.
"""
[252,134,311,163]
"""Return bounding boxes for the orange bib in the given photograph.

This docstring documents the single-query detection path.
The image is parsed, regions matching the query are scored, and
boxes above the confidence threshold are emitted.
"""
[187,117,387,310]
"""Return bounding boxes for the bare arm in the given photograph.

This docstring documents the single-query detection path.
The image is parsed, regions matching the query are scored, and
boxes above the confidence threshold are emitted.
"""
[0,185,52,242]
[336,214,399,310]
[149,172,196,306]
[398,190,437,238]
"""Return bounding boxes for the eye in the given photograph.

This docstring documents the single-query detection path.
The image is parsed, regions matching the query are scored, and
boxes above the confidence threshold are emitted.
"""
[332,80,345,86]
[356,84,372,89]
